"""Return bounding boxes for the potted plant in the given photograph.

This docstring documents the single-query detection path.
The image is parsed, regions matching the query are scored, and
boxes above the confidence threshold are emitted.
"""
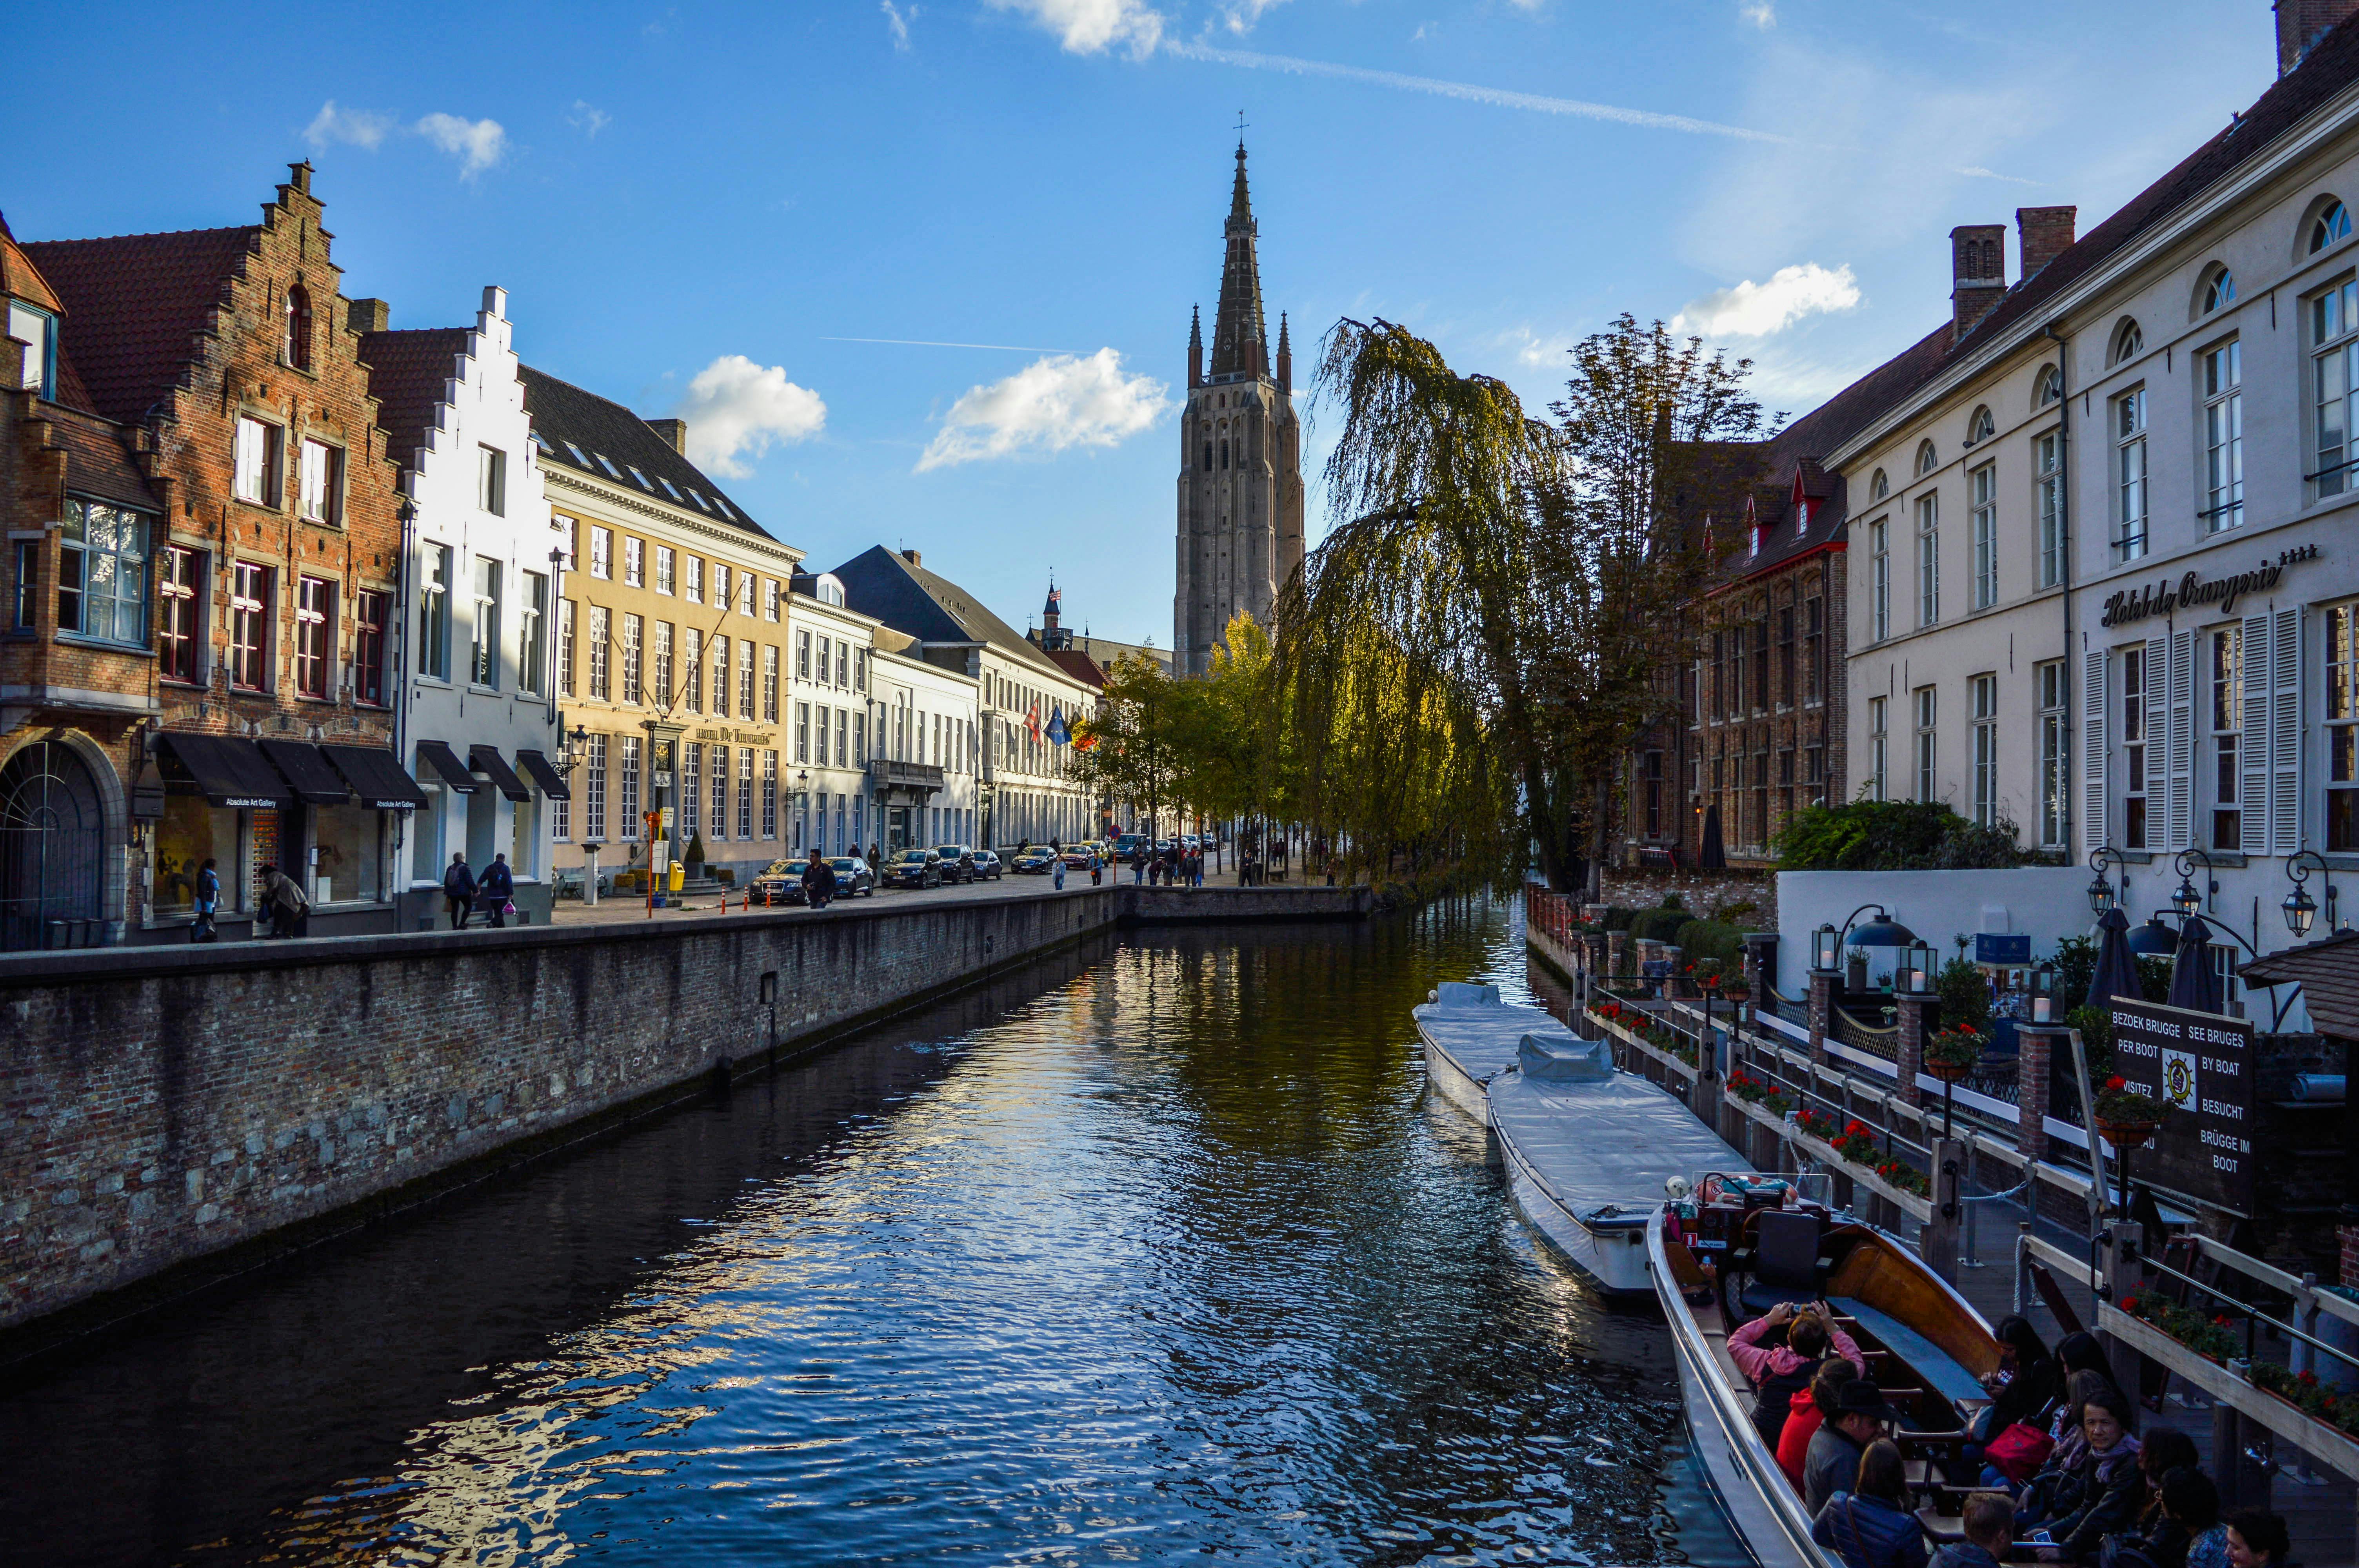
[1923,1025,1988,1083]
[685,833,707,880]
[2094,1075,2172,1149]
[1847,947,1869,992]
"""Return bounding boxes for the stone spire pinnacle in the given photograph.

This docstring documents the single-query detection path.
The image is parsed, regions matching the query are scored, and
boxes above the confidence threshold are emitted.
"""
[1276,311,1291,392]
[1187,302,1203,387]
[1209,142,1266,379]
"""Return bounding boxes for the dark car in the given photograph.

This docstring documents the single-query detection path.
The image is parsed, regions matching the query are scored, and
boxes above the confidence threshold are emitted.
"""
[931,844,978,884]
[825,856,876,897]
[884,848,941,889]
[751,857,810,905]
[969,849,1004,880]
[1011,847,1057,875]
[1116,833,1149,863]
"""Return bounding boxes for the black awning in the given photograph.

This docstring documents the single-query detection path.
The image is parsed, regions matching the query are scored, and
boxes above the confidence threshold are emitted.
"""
[415,740,480,794]
[515,748,572,801]
[469,744,533,803]
[321,744,429,810]
[151,732,296,809]
[256,739,352,806]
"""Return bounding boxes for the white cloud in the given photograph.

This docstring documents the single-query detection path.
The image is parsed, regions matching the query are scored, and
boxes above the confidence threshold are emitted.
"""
[986,0,1162,57]
[414,113,509,178]
[881,0,914,49]
[1673,263,1861,337]
[676,356,828,477]
[304,101,396,151]
[569,100,610,138]
[1739,1,1775,27]
[1221,0,1288,33]
[917,348,1170,471]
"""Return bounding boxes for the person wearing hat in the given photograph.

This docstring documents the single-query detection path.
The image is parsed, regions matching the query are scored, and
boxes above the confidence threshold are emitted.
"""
[1806,1378,1900,1514]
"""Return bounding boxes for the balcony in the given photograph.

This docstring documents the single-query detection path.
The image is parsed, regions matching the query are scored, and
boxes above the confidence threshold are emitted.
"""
[869,758,945,795]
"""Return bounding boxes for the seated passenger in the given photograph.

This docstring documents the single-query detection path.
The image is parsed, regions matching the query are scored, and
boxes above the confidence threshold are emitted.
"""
[2223,1508,2289,1568]
[1810,1437,1930,1568]
[1779,1357,1861,1492]
[1808,1380,1901,1515]
[2096,1432,2200,1567]
[1730,1299,1866,1450]
[1930,1491,2015,1568]
[1977,1315,2062,1440]
[2015,1385,2143,1561]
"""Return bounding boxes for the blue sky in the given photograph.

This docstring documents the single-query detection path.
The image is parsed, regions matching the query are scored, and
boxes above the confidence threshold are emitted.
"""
[7,1,2274,648]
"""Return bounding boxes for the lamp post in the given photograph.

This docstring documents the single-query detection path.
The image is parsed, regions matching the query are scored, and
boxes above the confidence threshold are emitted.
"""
[2170,847,2217,921]
[2286,847,2336,938]
[1904,940,1937,996]
[1812,922,1841,974]
[795,770,810,855]
[2088,845,2126,917]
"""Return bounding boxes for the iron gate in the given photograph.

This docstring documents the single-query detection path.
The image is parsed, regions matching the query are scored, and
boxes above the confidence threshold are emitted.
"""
[0,740,105,951]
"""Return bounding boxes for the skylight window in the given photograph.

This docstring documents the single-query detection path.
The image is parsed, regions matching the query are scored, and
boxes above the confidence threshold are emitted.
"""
[660,477,685,502]
[687,488,712,511]
[564,441,592,468]
[713,496,737,520]
[529,431,552,453]
[594,453,622,479]
[627,466,654,491]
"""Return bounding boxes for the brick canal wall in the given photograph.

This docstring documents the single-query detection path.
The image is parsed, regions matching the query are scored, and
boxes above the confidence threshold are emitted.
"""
[0,883,1371,1341]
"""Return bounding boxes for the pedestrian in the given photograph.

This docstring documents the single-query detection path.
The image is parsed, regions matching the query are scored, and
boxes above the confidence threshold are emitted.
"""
[1809,1438,1927,1568]
[260,861,310,939]
[1931,1492,2015,1568]
[480,851,515,928]
[1089,846,1102,885]
[1053,853,1067,891]
[1132,848,1146,885]
[443,851,477,929]
[803,853,837,910]
[868,842,882,875]
[190,856,221,943]
[1191,847,1203,887]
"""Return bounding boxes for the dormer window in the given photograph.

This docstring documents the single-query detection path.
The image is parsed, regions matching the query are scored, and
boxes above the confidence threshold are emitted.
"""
[5,300,55,399]
[283,284,312,371]
[1794,499,1810,532]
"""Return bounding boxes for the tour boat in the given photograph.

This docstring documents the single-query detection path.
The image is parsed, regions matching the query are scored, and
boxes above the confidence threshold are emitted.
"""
[1483,1034,1751,1294]
[1414,980,1576,1118]
[1648,1185,2003,1565]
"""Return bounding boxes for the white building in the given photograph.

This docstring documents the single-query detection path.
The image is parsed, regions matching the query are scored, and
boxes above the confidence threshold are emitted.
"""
[784,571,888,857]
[361,288,561,926]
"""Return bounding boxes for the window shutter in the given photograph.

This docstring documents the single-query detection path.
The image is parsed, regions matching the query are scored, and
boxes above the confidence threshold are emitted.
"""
[2272,607,2304,855]
[2166,628,2195,851]
[2241,613,2272,855]
[2145,635,2167,841]
[2083,650,2109,856]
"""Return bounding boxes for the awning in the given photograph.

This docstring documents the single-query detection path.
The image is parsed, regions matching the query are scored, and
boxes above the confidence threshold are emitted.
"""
[151,732,296,809]
[469,744,532,803]
[515,748,571,801]
[256,739,352,806]
[415,739,479,794]
[322,744,429,810]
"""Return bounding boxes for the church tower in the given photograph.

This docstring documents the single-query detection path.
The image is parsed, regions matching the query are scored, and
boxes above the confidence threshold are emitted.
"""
[1174,140,1304,677]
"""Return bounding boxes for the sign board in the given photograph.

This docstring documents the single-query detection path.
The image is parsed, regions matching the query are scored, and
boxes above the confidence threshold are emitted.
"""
[1975,933,2032,965]
[654,771,674,789]
[2109,998,2255,1216]
[660,806,675,830]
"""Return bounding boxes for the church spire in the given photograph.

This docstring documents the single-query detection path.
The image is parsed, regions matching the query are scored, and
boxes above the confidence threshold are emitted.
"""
[1209,142,1266,379]
[1276,311,1291,392]
[1187,303,1203,388]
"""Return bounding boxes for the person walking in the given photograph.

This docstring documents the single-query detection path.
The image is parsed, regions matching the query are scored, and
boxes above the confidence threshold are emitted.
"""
[480,852,515,928]
[1053,853,1067,892]
[803,853,838,910]
[1132,848,1146,885]
[260,862,310,939]
[191,857,221,943]
[1089,846,1103,886]
[443,851,477,930]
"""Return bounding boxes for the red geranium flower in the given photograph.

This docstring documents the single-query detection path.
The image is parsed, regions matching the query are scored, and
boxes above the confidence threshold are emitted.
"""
[2299,1370,2321,1388]
[2105,1075,2128,1092]
[1846,1120,1872,1137]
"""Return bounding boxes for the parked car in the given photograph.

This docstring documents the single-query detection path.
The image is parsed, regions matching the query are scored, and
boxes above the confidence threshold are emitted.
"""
[931,844,978,884]
[825,856,877,897]
[1180,834,1200,852]
[1115,833,1149,862]
[1011,847,1058,875]
[1060,843,1094,869]
[751,858,811,905]
[969,849,1004,880]
[883,848,943,889]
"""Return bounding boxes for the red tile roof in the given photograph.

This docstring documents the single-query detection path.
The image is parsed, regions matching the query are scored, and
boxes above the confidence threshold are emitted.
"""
[19,226,260,425]
[1043,647,1108,688]
[49,410,160,512]
[359,327,471,473]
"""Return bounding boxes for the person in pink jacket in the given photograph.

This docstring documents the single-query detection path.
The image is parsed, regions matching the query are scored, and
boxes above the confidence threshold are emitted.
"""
[1729,1299,1868,1450]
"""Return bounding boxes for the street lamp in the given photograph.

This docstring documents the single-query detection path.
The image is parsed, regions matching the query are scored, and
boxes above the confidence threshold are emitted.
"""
[2286,848,2336,937]
[2088,846,2125,916]
[1813,922,1841,973]
[2170,848,2217,921]
[2032,960,2058,1023]
[1903,940,1937,995]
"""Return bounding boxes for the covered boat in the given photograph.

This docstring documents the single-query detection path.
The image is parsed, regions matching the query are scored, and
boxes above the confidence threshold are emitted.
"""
[1649,1180,2003,1564]
[1486,1033,1749,1294]
[1414,981,1574,1118]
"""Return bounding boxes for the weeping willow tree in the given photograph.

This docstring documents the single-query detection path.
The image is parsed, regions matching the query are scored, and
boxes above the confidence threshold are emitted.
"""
[1281,315,1768,892]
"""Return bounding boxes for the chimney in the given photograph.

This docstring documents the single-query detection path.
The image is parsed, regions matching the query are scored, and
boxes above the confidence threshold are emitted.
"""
[1950,223,2007,341]
[644,417,687,453]
[901,548,921,567]
[347,298,390,334]
[2017,207,2077,279]
[2278,0,2359,75]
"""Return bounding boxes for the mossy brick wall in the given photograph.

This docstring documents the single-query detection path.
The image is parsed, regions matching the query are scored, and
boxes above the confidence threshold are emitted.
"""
[0,888,1123,1332]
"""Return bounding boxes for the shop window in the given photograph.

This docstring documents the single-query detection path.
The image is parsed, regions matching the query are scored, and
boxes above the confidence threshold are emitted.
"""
[150,796,241,914]
[311,805,381,903]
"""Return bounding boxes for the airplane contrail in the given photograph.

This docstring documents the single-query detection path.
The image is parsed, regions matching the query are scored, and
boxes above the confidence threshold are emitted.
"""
[823,336,1084,354]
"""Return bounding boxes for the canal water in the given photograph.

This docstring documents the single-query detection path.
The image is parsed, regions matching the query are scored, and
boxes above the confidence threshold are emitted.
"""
[0,900,1744,1567]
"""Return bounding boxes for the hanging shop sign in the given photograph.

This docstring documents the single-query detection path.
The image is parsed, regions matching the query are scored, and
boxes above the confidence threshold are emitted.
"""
[2108,997,2255,1215]
[2100,542,2321,628]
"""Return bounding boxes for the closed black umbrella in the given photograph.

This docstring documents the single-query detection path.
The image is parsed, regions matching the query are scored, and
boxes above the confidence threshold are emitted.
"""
[2168,913,2223,1014]
[1699,802,1727,872]
[2086,907,2142,1009]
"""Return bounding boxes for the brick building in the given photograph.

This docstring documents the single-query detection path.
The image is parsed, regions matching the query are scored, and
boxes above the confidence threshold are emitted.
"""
[16,164,416,944]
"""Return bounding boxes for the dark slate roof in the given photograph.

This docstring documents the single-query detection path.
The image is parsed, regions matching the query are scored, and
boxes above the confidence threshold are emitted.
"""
[2240,930,2359,1037]
[516,363,768,539]
[359,327,470,474]
[20,227,260,425]
[832,546,1071,682]
[51,411,160,512]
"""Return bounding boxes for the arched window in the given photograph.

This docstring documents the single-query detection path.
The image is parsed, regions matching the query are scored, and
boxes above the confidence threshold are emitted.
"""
[1219,439,1229,470]
[283,283,311,371]
[1202,443,1212,472]
[1966,406,1995,445]
[2313,199,2352,254]
[2034,364,2063,407]
[2201,265,2236,314]
[1915,439,1938,477]
[2111,317,2144,365]
[1868,469,1889,501]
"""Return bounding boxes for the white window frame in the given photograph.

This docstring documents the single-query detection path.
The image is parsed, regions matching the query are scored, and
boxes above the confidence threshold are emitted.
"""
[1914,685,1937,803]
[1914,493,1939,628]
[2313,276,2359,500]
[1970,673,1997,826]
[1969,462,1997,610]
[2203,339,2243,532]
[2038,659,2068,848]
[1870,518,1890,642]
[2036,429,2065,589]
[2115,387,2148,560]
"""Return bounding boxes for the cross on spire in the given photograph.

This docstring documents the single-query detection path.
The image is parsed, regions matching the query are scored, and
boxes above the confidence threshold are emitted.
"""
[1236,109,1249,147]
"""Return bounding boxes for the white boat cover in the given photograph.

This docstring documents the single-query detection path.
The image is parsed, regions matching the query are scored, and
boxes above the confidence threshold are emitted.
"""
[1487,1069,1752,1212]
[1414,1000,1574,1083]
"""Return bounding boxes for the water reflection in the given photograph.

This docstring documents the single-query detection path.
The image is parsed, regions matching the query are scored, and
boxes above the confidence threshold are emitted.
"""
[0,900,1736,1566]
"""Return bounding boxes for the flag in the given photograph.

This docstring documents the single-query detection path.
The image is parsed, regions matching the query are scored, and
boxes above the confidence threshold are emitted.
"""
[1048,708,1069,746]
[1027,704,1042,741]
[1075,731,1098,751]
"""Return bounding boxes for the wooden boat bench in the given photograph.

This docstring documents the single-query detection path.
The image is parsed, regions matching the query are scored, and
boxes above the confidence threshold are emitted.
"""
[1832,1298,1988,1408]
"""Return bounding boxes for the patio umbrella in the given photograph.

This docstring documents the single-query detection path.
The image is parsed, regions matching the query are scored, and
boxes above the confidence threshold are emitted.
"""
[2167,913,2223,1014]
[1698,802,1727,872]
[2085,907,2143,1010]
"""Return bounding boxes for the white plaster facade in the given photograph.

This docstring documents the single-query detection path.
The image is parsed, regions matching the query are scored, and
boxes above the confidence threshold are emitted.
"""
[870,638,980,853]
[784,574,886,857]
